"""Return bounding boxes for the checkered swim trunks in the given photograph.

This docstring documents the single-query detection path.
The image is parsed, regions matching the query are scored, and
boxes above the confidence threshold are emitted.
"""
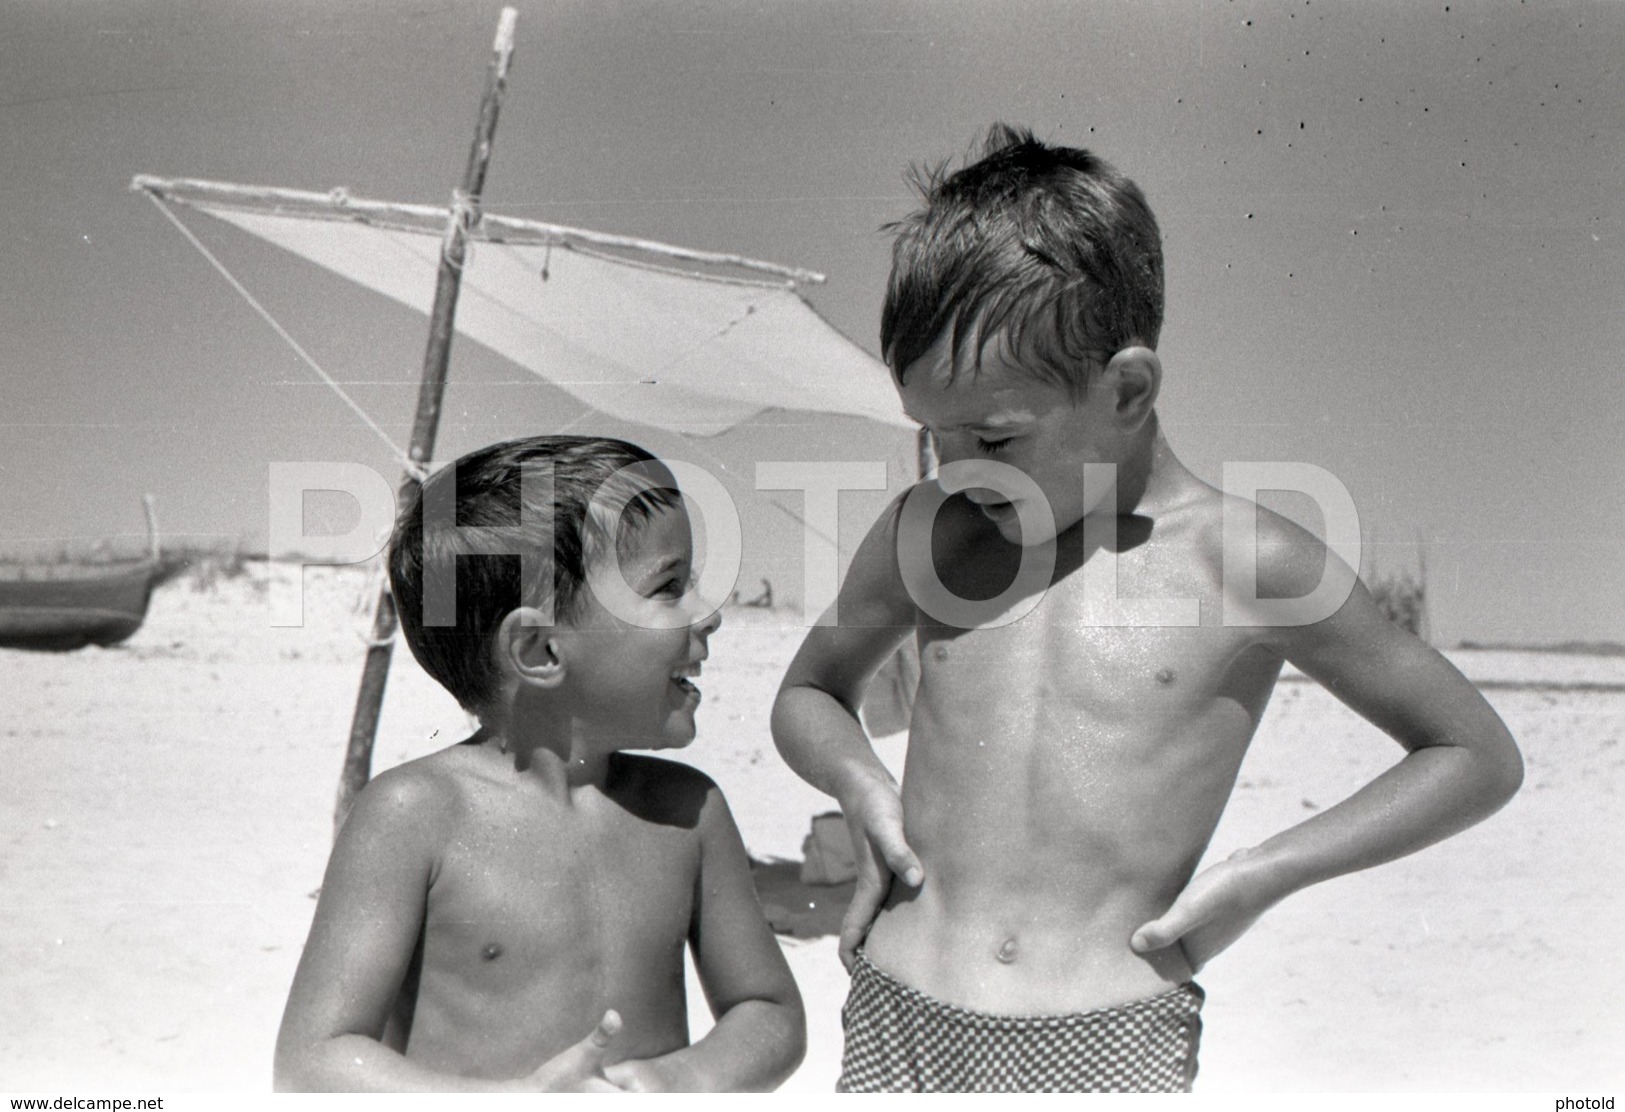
[837,950,1204,1092]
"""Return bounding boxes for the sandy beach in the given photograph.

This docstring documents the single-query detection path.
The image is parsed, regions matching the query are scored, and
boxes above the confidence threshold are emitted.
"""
[2,561,1621,1093]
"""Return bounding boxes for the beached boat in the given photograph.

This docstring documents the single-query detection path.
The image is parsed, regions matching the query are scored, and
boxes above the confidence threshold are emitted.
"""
[0,496,161,652]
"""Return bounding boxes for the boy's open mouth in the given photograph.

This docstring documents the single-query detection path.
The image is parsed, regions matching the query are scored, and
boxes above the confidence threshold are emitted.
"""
[670,662,702,696]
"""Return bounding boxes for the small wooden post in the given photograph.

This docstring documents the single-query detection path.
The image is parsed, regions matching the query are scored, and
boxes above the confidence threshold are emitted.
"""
[333,8,519,837]
[140,494,161,563]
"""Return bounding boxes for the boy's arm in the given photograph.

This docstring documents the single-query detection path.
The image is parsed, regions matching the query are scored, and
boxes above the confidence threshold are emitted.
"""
[770,495,924,967]
[1133,513,1524,970]
[273,771,625,1093]
[274,770,462,1091]
[606,782,805,1092]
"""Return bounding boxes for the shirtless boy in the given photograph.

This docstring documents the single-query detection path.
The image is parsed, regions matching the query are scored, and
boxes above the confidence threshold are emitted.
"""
[772,125,1522,1092]
[276,435,804,1092]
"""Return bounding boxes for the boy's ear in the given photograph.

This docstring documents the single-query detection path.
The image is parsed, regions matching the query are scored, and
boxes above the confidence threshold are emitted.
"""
[497,607,567,689]
[1102,345,1162,429]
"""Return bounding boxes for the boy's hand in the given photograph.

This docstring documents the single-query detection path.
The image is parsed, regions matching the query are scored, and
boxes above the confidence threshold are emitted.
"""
[524,1010,628,1093]
[602,1054,702,1093]
[1130,849,1281,974]
[838,778,923,972]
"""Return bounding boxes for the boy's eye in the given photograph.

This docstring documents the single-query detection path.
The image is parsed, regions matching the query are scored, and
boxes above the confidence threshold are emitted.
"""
[651,570,695,599]
[975,435,1014,455]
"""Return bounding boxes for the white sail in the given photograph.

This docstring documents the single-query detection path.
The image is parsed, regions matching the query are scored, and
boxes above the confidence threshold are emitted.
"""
[133,176,909,437]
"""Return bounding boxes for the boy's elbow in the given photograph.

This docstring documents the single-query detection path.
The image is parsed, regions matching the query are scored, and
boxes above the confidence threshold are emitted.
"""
[1490,741,1524,807]
[701,991,805,1092]
[1471,730,1524,816]
[761,997,808,1091]
[768,684,792,731]
[768,683,816,753]
[783,1021,809,1088]
[754,976,808,1089]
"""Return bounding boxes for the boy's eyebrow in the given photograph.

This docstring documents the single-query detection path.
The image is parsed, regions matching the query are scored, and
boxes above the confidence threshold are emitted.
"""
[646,553,689,577]
[904,413,1027,432]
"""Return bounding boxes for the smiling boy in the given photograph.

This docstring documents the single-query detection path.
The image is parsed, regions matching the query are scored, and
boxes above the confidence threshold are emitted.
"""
[772,126,1522,1091]
[275,435,804,1092]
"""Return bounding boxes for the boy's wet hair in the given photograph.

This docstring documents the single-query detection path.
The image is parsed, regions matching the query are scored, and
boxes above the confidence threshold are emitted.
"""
[881,123,1164,392]
[388,435,681,713]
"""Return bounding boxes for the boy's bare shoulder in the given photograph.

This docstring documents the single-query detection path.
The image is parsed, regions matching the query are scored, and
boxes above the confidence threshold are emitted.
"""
[1172,483,1359,642]
[344,743,493,840]
[1228,491,1355,601]
[1152,478,1342,589]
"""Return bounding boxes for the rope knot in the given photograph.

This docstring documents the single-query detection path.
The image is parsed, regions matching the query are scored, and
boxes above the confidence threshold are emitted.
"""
[441,189,481,269]
[449,188,480,229]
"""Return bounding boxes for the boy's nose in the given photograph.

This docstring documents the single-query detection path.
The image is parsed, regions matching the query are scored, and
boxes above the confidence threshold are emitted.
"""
[690,599,723,637]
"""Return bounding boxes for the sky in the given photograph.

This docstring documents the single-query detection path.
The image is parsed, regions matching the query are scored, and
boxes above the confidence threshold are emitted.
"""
[1,0,1620,646]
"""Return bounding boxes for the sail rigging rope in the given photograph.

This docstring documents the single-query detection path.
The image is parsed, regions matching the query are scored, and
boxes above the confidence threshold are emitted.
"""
[143,191,423,479]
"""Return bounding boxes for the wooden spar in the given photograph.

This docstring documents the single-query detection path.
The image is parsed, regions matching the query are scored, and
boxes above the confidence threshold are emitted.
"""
[128,174,827,287]
[333,8,519,836]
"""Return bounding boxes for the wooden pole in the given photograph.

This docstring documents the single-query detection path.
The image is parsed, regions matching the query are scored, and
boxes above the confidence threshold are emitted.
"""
[333,8,519,837]
[915,427,937,481]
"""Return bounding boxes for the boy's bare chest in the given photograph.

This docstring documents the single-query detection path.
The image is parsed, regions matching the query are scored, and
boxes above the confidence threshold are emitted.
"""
[919,527,1255,721]
[917,621,1254,745]
[423,797,696,976]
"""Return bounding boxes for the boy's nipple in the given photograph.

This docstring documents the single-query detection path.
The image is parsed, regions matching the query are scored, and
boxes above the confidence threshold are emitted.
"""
[996,937,1018,964]
[481,942,503,962]
[1155,668,1176,685]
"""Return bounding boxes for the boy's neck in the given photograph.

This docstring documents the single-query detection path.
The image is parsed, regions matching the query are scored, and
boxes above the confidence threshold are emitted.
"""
[1110,413,1195,518]
[470,711,614,796]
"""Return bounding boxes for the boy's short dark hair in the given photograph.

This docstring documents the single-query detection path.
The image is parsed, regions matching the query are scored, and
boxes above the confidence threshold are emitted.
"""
[881,123,1164,392]
[388,435,681,713]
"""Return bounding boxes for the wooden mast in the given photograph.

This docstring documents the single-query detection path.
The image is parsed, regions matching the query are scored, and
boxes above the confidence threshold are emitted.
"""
[333,8,519,835]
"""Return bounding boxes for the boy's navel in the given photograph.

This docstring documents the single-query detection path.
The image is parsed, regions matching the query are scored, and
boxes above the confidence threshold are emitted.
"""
[996,937,1018,964]
[481,942,503,962]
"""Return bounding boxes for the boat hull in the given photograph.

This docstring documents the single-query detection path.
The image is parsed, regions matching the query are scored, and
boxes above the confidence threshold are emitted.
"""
[0,562,159,651]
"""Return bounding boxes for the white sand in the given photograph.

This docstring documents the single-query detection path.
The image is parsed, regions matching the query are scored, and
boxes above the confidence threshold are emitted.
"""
[2,563,1621,1092]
